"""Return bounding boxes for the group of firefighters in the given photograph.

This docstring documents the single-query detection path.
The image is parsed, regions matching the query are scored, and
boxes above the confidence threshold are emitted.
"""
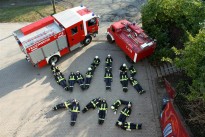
[53,98,142,131]
[51,54,145,131]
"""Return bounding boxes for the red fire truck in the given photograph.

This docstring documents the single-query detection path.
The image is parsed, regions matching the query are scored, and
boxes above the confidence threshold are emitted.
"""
[106,20,156,63]
[13,6,99,68]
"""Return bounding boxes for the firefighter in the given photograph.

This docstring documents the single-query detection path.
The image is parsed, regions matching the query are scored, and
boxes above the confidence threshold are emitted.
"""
[53,100,72,111]
[84,67,93,89]
[111,99,132,114]
[93,56,100,67]
[98,98,108,125]
[56,72,69,91]
[76,71,85,90]
[104,69,113,90]
[120,71,129,92]
[105,54,113,71]
[129,77,145,94]
[119,63,128,72]
[70,99,80,126]
[116,103,132,126]
[129,65,137,77]
[118,122,142,131]
[68,72,76,92]
[82,97,101,113]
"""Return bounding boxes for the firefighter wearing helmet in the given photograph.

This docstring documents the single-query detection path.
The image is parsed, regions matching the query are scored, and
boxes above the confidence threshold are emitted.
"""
[55,71,69,91]
[104,68,113,90]
[120,71,129,92]
[119,63,128,72]
[76,71,85,90]
[129,77,145,94]
[68,72,76,92]
[105,54,113,72]
[70,99,80,126]
[93,56,100,67]
[98,98,108,125]
[84,67,93,89]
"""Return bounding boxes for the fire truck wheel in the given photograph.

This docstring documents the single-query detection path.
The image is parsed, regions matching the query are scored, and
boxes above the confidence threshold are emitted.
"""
[107,34,114,43]
[49,55,59,65]
[84,36,92,46]
[126,55,134,64]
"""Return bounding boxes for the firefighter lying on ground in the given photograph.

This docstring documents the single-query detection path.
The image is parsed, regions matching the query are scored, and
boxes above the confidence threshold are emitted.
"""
[84,67,94,89]
[93,56,100,67]
[104,69,113,90]
[129,65,137,77]
[53,100,72,111]
[76,71,85,90]
[116,103,132,126]
[111,99,132,114]
[70,99,80,126]
[55,72,69,91]
[119,63,128,72]
[97,98,108,125]
[68,72,76,92]
[105,54,113,71]
[120,71,129,92]
[51,62,60,74]
[118,122,142,131]
[82,97,101,113]
[129,77,145,94]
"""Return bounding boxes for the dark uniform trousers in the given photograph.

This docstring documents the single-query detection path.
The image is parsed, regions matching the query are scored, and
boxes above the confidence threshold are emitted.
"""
[70,105,80,126]
[104,72,112,90]
[53,100,71,110]
[120,75,128,92]
[98,103,107,125]
[130,79,145,94]
[116,107,131,126]
[82,100,97,113]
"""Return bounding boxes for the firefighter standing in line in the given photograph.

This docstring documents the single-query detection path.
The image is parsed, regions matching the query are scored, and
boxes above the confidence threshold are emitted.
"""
[119,63,128,72]
[129,77,145,94]
[98,98,108,125]
[53,100,72,111]
[111,99,132,114]
[68,72,76,92]
[116,103,132,126]
[105,54,113,71]
[118,122,142,131]
[120,71,129,92]
[82,97,101,113]
[70,99,80,126]
[129,65,137,77]
[93,56,101,67]
[55,72,69,91]
[84,67,93,89]
[76,71,85,90]
[104,69,113,90]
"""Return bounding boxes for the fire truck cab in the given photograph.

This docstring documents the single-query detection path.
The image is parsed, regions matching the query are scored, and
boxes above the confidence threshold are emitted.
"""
[106,20,156,63]
[13,6,99,68]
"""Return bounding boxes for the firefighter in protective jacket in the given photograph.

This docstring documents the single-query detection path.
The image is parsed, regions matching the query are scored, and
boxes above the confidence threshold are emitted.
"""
[82,98,101,113]
[129,65,137,77]
[70,99,80,126]
[105,54,113,71]
[53,100,72,111]
[104,69,113,90]
[120,71,129,92]
[93,56,100,67]
[68,72,76,92]
[84,67,93,89]
[111,99,132,114]
[118,122,142,131]
[116,103,132,126]
[76,71,85,90]
[55,72,69,91]
[98,98,108,125]
[51,62,60,74]
[129,77,145,94]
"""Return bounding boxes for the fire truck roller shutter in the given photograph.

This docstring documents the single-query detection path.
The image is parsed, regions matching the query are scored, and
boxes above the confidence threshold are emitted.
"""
[29,48,45,64]
[56,36,68,50]
[42,40,59,64]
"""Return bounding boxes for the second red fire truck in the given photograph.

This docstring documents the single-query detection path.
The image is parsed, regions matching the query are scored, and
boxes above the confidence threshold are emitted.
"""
[13,6,99,68]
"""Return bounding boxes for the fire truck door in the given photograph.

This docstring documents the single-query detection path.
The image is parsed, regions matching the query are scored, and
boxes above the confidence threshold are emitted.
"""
[67,21,85,47]
[86,17,98,34]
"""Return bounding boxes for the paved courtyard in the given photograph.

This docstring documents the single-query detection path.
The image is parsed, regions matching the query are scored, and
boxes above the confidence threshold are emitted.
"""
[0,0,162,137]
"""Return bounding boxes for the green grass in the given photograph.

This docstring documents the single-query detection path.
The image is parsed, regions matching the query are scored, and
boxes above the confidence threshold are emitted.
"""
[0,5,66,22]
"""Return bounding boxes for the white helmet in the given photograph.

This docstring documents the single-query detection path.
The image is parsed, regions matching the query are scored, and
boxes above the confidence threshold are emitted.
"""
[108,54,111,57]
[118,122,122,126]
[111,106,115,109]
[52,62,55,66]
[88,67,92,71]
[128,103,132,108]
[76,71,79,73]
[123,63,126,67]
[95,56,98,59]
